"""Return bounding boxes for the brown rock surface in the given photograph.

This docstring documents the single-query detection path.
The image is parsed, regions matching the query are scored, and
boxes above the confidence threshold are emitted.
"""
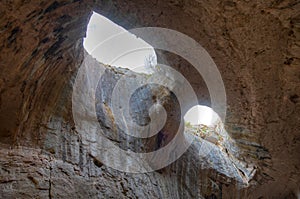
[0,0,299,198]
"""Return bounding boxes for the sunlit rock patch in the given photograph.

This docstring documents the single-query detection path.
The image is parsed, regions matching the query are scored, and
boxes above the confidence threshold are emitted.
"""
[185,122,257,186]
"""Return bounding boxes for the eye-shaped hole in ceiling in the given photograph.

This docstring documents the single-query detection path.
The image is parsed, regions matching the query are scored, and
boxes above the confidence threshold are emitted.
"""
[184,105,219,126]
[83,12,157,74]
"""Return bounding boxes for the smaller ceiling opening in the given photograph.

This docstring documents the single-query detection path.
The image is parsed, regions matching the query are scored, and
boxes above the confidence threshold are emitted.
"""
[184,105,226,145]
[84,12,157,74]
[184,105,219,127]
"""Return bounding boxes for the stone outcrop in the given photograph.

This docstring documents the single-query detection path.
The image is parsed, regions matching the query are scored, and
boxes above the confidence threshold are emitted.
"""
[0,0,299,198]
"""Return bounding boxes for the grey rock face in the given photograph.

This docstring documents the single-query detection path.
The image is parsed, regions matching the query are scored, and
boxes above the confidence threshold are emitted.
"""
[0,0,299,198]
[1,53,252,198]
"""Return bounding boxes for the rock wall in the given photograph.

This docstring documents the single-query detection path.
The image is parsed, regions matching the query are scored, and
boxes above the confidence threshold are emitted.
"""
[0,0,299,198]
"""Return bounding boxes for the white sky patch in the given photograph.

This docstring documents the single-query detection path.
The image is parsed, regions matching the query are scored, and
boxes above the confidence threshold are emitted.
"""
[184,105,219,126]
[84,12,157,74]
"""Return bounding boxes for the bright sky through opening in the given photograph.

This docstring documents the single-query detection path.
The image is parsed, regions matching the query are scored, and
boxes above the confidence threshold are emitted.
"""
[184,105,219,126]
[83,12,156,74]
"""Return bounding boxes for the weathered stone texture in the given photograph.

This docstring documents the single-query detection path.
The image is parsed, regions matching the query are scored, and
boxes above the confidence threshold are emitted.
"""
[0,0,299,198]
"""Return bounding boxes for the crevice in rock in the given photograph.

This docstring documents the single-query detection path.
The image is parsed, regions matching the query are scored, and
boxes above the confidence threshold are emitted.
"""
[49,162,53,199]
